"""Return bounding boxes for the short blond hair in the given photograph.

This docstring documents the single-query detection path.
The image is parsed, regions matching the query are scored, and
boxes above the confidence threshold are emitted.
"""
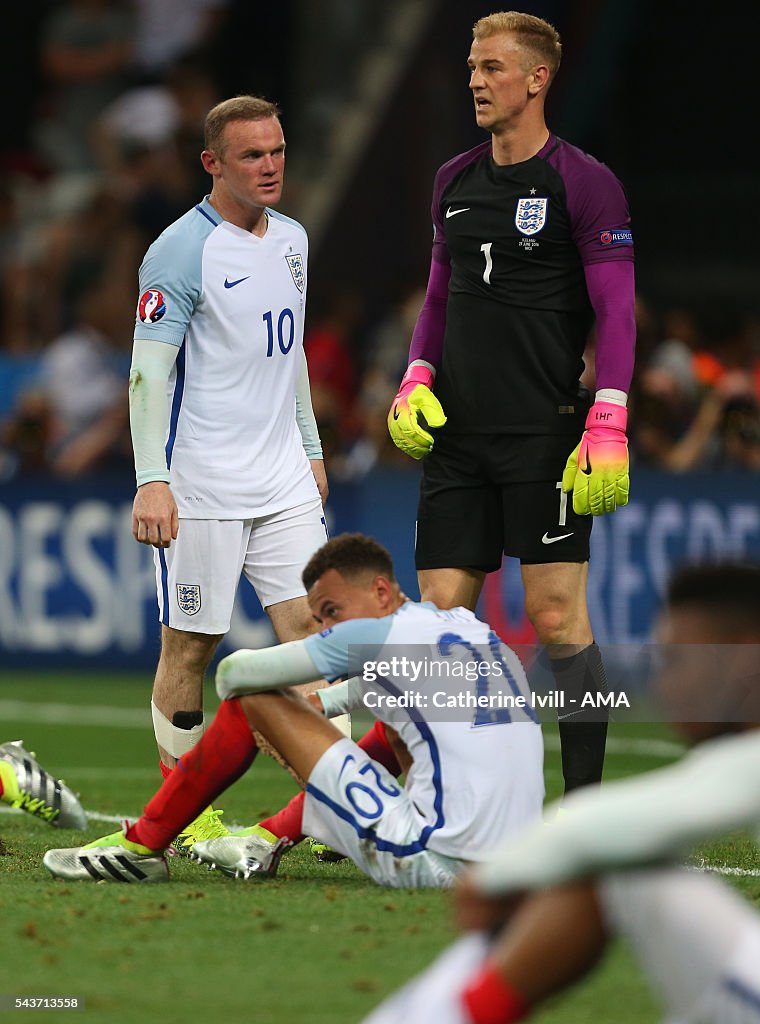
[204,95,281,155]
[473,11,562,79]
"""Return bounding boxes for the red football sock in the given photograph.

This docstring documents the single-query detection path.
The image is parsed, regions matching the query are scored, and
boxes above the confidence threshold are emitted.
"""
[357,720,401,776]
[259,790,306,844]
[127,698,257,851]
[0,776,5,798]
[159,761,172,780]
[462,965,529,1024]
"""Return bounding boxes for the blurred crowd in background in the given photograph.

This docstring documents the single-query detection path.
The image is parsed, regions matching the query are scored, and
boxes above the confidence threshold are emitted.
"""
[1,0,759,485]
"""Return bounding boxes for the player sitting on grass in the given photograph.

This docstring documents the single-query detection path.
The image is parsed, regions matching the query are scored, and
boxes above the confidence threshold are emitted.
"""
[43,533,544,886]
[230,695,416,865]
[0,741,87,830]
[361,563,760,1024]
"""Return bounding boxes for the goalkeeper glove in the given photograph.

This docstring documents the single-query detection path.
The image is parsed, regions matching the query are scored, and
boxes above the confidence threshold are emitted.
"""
[387,363,446,460]
[562,401,629,515]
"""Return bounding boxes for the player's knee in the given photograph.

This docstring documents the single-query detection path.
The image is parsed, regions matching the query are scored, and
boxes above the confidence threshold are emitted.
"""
[525,600,574,645]
[267,601,314,643]
[239,688,293,726]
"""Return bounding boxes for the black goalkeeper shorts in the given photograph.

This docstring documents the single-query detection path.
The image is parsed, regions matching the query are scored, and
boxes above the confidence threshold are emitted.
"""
[415,432,592,571]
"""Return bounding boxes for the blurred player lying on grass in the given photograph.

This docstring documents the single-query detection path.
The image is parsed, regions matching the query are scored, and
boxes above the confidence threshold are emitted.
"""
[362,563,760,1024]
[44,533,544,887]
[0,741,86,831]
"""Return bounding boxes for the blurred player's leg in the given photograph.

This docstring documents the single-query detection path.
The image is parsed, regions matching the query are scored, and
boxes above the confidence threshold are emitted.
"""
[361,934,492,1024]
[362,882,605,1023]
[469,881,606,1017]
[425,870,760,1024]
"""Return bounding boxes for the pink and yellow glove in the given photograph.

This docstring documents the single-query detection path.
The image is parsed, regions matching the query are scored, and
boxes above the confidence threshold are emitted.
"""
[387,363,447,460]
[562,401,629,515]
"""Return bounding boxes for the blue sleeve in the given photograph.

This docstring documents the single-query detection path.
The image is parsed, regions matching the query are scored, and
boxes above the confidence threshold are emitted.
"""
[304,616,394,682]
[134,220,206,346]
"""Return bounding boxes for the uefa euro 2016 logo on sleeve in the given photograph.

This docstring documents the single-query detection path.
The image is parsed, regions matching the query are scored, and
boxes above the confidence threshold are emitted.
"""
[515,197,548,235]
[176,584,201,616]
[138,288,167,323]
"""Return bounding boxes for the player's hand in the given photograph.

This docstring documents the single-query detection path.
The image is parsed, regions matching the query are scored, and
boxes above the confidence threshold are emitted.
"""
[388,364,446,460]
[132,481,179,548]
[562,401,629,516]
[309,458,329,506]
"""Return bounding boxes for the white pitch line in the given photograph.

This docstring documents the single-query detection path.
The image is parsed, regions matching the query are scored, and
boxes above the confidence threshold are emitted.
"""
[692,859,760,878]
[1,700,686,758]
[543,734,684,759]
[82,810,135,824]
[51,768,160,780]
[0,804,247,832]
[4,805,755,877]
[0,700,149,728]
[0,805,134,824]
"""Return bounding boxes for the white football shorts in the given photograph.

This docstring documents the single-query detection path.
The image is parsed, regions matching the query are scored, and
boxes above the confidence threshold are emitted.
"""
[302,737,462,889]
[600,867,760,1024]
[154,497,328,634]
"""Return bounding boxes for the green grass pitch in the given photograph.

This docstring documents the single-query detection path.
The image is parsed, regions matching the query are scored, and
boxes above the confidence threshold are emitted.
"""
[0,673,757,1023]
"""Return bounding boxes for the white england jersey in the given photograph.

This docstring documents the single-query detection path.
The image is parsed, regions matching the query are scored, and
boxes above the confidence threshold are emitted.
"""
[134,197,317,518]
[304,602,545,862]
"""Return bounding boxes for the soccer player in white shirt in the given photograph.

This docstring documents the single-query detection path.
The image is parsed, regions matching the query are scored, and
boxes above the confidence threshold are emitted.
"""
[43,534,545,887]
[128,95,331,851]
[361,563,760,1024]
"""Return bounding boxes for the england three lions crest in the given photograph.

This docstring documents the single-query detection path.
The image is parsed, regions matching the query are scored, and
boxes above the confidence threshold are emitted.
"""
[177,583,201,616]
[285,253,305,293]
[515,197,548,236]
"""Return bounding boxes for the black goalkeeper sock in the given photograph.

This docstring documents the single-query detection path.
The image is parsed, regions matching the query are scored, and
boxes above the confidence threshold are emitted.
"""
[550,642,608,794]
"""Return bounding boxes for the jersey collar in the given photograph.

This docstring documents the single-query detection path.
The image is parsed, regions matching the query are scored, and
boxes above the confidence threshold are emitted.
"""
[196,195,222,226]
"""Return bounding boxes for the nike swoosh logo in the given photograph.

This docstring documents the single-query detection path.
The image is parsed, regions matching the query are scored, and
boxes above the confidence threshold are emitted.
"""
[581,455,593,476]
[445,207,470,218]
[224,276,250,289]
[542,532,574,545]
[392,405,400,420]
